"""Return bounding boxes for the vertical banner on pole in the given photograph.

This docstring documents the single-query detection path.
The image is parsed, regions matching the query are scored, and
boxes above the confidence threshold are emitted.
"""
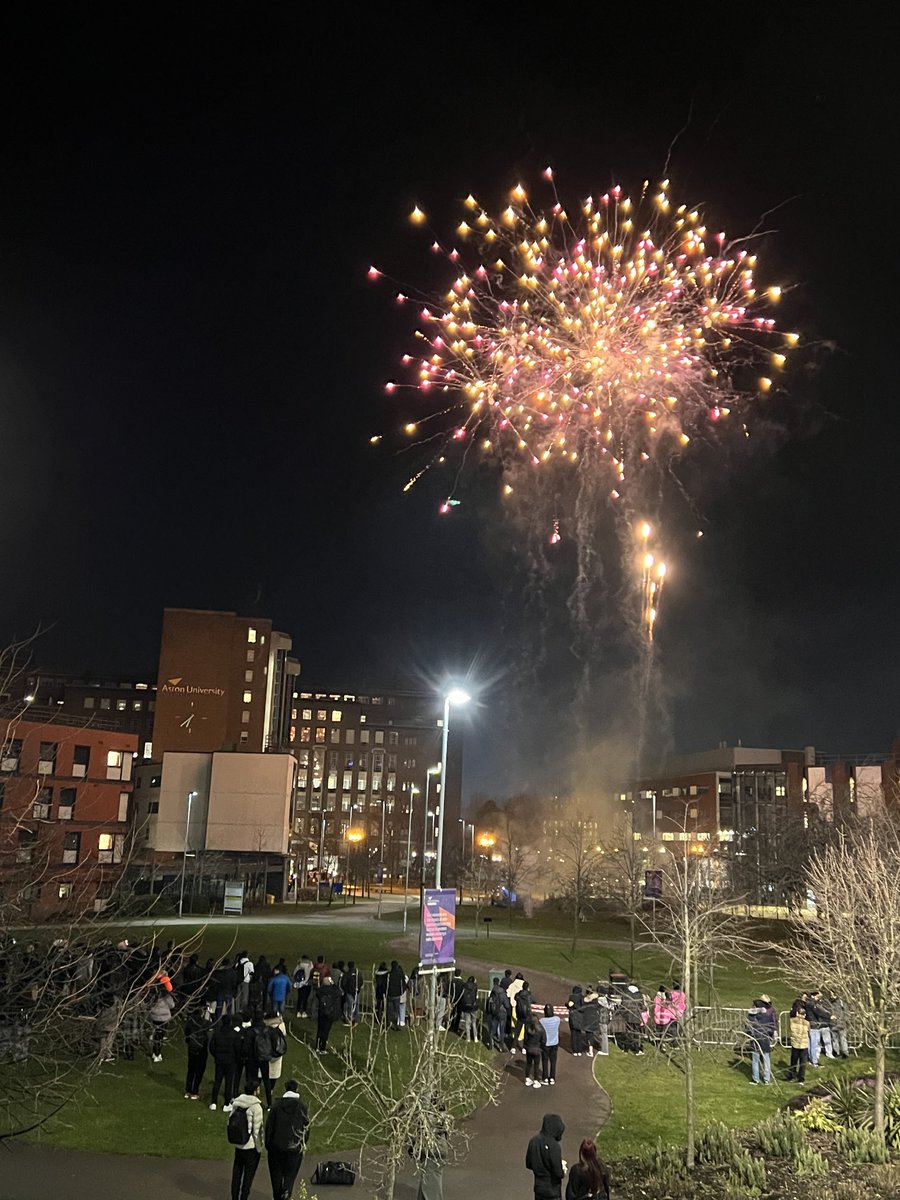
[420,888,456,966]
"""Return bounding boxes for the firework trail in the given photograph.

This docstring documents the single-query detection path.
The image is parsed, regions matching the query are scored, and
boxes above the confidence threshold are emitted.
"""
[371,174,793,772]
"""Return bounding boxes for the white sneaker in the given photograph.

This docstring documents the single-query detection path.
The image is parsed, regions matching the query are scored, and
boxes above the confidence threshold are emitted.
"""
[223,1104,233,1113]
[588,1048,594,1057]
[549,1078,556,1085]
[209,1103,217,1111]
[525,1078,532,1086]
[533,1081,542,1089]
[152,1054,162,1063]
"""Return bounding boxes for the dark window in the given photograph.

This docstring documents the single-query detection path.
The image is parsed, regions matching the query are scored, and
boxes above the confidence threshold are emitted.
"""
[2,739,23,771]
[73,745,90,775]
[150,775,161,788]
[63,831,81,864]
[148,801,160,813]
[39,741,58,766]
[59,786,77,807]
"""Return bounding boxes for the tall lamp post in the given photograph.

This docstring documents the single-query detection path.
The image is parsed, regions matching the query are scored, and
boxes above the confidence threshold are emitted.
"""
[420,765,441,907]
[435,688,470,889]
[403,784,420,933]
[178,790,198,918]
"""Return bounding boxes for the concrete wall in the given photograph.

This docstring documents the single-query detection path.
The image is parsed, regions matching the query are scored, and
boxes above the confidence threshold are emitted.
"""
[153,753,213,853]
[205,752,295,854]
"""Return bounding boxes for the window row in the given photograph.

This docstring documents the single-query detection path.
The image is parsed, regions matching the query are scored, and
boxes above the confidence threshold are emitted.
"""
[1,743,132,781]
[297,727,414,747]
[83,696,153,713]
[15,828,126,865]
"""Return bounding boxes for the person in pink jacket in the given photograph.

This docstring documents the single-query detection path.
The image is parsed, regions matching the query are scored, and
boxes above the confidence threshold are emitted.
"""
[653,986,677,1038]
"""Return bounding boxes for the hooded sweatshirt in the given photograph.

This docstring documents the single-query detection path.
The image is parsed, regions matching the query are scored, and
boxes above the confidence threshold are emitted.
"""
[265,1090,309,1152]
[525,1113,566,1199]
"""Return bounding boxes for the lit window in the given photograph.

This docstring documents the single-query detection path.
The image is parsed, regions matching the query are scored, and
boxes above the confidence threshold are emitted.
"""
[360,714,366,724]
[374,730,384,745]
[315,728,325,743]
[302,708,312,720]
[357,772,367,791]
[247,649,255,663]
[360,730,370,744]
[100,697,111,710]
[387,772,396,792]
[241,711,250,724]
[98,833,114,852]
[388,731,399,746]
[58,883,72,900]
[142,741,153,760]
[248,628,257,644]
[118,792,129,822]
[331,709,342,722]
[116,699,127,711]
[330,728,340,743]
[135,682,149,691]
[243,691,252,704]
[133,700,142,711]
[300,727,310,743]
[327,771,337,790]
[372,696,384,705]
[317,710,327,721]
[107,749,122,768]
[291,708,297,720]
[662,832,675,841]
[343,771,353,790]
[240,731,249,743]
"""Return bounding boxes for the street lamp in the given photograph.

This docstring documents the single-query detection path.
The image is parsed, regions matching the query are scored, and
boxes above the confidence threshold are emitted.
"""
[403,784,420,932]
[178,790,198,918]
[420,765,441,906]
[436,688,469,889]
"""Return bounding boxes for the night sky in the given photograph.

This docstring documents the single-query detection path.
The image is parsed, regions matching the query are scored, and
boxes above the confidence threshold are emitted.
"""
[1,10,897,796]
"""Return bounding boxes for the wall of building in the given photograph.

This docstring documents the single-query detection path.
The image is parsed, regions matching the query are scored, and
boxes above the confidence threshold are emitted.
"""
[206,752,295,854]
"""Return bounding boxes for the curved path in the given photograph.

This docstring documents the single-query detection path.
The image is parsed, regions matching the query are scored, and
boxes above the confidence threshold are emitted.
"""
[0,960,610,1200]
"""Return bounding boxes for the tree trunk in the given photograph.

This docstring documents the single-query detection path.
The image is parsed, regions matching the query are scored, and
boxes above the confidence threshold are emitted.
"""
[874,1036,886,1141]
[629,912,636,978]
[684,918,695,1170]
[571,898,579,955]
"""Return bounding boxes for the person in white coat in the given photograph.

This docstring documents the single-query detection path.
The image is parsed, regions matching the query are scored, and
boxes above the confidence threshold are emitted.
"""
[229,1084,264,1200]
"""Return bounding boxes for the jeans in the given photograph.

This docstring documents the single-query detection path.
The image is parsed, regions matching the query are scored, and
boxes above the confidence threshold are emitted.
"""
[151,1022,168,1057]
[598,1024,609,1053]
[271,997,285,1015]
[231,1148,260,1200]
[821,1027,834,1057]
[808,1026,823,1065]
[236,982,250,1013]
[541,1044,559,1081]
[387,997,401,1029]
[267,1147,303,1200]
[789,1047,808,1081]
[832,1027,850,1056]
[488,1015,502,1048]
[462,1011,478,1041]
[525,1050,541,1080]
[342,992,359,1023]
[751,1049,771,1083]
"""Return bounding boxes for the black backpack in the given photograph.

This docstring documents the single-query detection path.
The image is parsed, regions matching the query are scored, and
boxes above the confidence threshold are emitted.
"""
[487,990,502,1018]
[227,1105,251,1145]
[255,1029,274,1063]
[269,1027,288,1058]
[515,991,531,1019]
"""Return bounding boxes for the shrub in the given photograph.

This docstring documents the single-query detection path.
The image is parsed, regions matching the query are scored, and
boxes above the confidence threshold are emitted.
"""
[794,1144,828,1176]
[836,1125,890,1164]
[753,1112,804,1158]
[696,1121,742,1166]
[793,1096,841,1132]
[827,1076,871,1127]
[726,1149,766,1194]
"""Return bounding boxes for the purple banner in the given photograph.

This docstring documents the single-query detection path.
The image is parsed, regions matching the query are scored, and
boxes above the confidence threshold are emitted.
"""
[420,888,456,966]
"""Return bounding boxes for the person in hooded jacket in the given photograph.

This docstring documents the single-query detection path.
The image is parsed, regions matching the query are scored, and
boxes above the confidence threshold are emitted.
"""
[523,1014,547,1086]
[183,1002,212,1099]
[229,1083,264,1200]
[580,991,601,1059]
[514,983,535,1050]
[746,995,776,1084]
[387,960,407,1030]
[449,968,466,1035]
[486,979,506,1050]
[525,1113,567,1200]
[265,1077,310,1200]
[374,961,389,1020]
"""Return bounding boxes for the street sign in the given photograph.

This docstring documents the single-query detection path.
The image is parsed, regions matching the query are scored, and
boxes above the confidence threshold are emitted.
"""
[644,869,663,899]
[420,887,456,966]
[223,881,245,915]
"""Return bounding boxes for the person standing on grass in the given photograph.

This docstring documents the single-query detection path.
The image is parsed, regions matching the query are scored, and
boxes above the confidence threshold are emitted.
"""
[787,999,810,1083]
[342,960,362,1024]
[265,1078,309,1200]
[540,1004,560,1085]
[183,1001,212,1100]
[265,1009,288,1103]
[461,975,479,1042]
[316,976,341,1051]
[595,986,611,1056]
[235,952,254,1013]
[523,1014,547,1087]
[746,994,776,1085]
[449,968,465,1035]
[210,1013,242,1112]
[293,953,313,1017]
[525,1113,567,1200]
[228,1083,264,1200]
[828,991,850,1058]
[387,960,407,1030]
[148,984,174,1062]
[565,1138,610,1200]
[267,966,292,1016]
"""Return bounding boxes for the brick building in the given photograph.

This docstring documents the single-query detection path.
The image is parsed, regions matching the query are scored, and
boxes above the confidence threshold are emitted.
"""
[0,712,136,914]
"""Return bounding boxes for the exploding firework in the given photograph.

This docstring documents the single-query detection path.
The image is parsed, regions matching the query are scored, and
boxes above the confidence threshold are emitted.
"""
[372,174,794,673]
[374,174,794,518]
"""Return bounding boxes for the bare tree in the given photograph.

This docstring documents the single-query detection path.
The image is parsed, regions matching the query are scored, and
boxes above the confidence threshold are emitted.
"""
[599,813,648,976]
[552,816,605,953]
[638,839,752,1170]
[783,812,900,1142]
[496,806,534,928]
[303,978,499,1199]
[464,851,496,937]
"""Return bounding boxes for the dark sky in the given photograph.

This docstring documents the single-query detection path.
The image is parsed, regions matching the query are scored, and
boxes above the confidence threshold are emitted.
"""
[1,9,898,796]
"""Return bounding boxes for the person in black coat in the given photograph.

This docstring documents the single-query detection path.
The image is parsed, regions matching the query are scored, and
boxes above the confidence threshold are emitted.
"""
[525,1113,567,1200]
[386,961,406,1030]
[316,977,342,1051]
[567,987,586,1056]
[208,1014,242,1110]
[374,961,389,1020]
[449,968,466,1035]
[183,1002,212,1100]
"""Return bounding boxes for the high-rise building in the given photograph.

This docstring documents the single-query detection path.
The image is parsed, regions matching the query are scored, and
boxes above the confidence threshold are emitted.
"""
[151,609,299,756]
[289,685,463,890]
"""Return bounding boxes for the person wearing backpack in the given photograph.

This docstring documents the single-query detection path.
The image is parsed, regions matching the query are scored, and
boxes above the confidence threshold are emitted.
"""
[265,1078,310,1200]
[486,978,506,1050]
[316,976,342,1051]
[183,1001,212,1100]
[209,1014,242,1112]
[460,975,479,1042]
[515,983,535,1050]
[265,1011,289,1102]
[342,960,362,1024]
[227,1083,264,1200]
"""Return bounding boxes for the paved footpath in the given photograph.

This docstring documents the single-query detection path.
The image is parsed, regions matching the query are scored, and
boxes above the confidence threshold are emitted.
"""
[0,965,610,1200]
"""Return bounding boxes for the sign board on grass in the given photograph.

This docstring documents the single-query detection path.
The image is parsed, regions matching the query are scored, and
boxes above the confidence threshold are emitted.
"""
[420,888,456,966]
[223,881,245,915]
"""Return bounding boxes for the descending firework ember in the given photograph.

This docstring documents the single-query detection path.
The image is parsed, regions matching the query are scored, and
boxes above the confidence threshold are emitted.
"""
[374,176,795,514]
[637,521,667,643]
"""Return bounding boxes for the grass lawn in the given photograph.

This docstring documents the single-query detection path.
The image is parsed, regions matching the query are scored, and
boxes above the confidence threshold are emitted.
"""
[594,1041,900,1161]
